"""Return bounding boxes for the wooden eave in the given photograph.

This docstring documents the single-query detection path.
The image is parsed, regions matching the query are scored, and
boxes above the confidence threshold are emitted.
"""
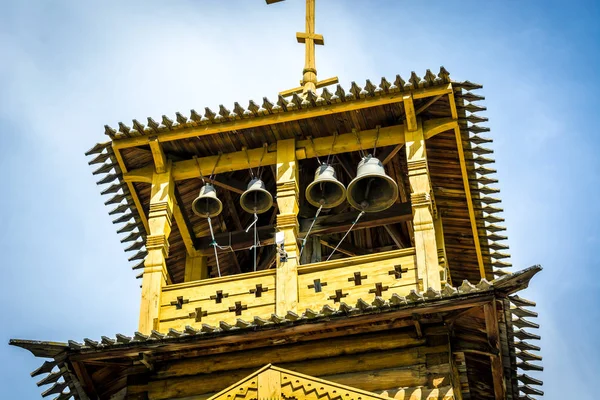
[11,266,543,400]
[86,67,506,285]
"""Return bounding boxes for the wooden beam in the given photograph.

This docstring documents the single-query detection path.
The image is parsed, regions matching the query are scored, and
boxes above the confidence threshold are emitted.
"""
[223,190,243,231]
[403,94,417,132]
[196,202,411,253]
[71,361,98,399]
[112,84,453,149]
[172,188,199,258]
[184,254,207,282]
[448,91,486,279]
[149,136,167,173]
[415,93,444,115]
[484,302,506,399]
[298,202,412,236]
[123,117,454,184]
[210,176,246,195]
[423,117,458,140]
[319,238,366,257]
[111,147,149,234]
[381,143,404,166]
[384,224,407,249]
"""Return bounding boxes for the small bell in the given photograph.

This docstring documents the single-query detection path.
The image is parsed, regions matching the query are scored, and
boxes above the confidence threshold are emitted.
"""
[192,183,223,218]
[346,155,398,213]
[240,178,273,214]
[305,164,347,209]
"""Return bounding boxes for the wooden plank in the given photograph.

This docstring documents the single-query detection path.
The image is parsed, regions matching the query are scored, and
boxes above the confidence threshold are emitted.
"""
[194,202,412,253]
[123,116,456,183]
[112,85,453,149]
[156,329,425,379]
[319,238,366,257]
[484,302,505,399]
[149,137,167,173]
[148,349,428,398]
[403,94,417,132]
[447,92,485,279]
[112,147,149,234]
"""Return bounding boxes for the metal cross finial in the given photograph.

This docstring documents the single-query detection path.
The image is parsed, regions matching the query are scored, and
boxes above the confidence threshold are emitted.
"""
[266,0,338,96]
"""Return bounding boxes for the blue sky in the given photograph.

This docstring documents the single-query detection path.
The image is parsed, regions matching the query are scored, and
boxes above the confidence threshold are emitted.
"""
[1,0,599,398]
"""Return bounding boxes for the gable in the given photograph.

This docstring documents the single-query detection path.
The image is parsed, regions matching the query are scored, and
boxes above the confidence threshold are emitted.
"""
[209,364,394,400]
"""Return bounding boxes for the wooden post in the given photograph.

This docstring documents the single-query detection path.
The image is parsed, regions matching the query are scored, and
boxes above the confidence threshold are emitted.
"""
[404,113,442,291]
[139,162,174,334]
[184,253,208,282]
[434,216,450,285]
[484,301,506,399]
[275,138,300,315]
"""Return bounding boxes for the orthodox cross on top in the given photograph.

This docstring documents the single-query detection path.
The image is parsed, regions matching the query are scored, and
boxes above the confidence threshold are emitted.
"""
[266,0,338,96]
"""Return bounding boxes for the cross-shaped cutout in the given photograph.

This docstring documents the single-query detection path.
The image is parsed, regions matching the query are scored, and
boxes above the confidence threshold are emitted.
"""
[308,279,327,293]
[328,289,348,303]
[189,307,208,322]
[389,265,409,279]
[210,290,228,304]
[228,301,248,316]
[348,272,367,286]
[369,282,390,297]
[249,284,268,298]
[170,296,189,310]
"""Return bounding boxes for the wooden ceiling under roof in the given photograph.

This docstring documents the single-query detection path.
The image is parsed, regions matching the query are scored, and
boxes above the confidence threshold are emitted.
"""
[87,68,510,285]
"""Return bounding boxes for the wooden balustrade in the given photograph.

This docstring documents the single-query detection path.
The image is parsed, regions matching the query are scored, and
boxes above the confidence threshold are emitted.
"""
[157,248,418,332]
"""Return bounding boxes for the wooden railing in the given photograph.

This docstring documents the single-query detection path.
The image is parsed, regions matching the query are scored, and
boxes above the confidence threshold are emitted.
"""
[158,248,417,332]
[159,269,277,331]
[298,248,418,311]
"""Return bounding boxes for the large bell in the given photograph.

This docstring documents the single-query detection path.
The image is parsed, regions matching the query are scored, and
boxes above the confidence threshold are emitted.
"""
[192,183,223,218]
[305,164,347,209]
[346,156,399,213]
[240,178,273,214]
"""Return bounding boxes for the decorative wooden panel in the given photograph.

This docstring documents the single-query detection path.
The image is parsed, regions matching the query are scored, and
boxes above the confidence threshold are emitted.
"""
[159,269,276,330]
[298,248,418,312]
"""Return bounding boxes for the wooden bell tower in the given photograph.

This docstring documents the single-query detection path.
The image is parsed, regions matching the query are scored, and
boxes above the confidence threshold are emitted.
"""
[11,1,543,399]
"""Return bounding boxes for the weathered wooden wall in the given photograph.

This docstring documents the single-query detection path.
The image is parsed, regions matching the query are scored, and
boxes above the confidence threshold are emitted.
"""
[123,324,456,399]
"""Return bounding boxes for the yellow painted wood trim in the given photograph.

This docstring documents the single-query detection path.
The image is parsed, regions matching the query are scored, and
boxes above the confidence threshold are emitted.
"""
[123,165,153,184]
[423,117,458,140]
[112,84,453,149]
[125,124,406,182]
[448,90,485,278]
[149,136,167,173]
[298,248,415,274]
[173,199,199,258]
[111,145,149,234]
[163,268,276,291]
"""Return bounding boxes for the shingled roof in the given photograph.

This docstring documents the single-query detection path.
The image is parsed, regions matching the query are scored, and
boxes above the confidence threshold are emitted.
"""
[11,266,543,400]
[86,67,508,285]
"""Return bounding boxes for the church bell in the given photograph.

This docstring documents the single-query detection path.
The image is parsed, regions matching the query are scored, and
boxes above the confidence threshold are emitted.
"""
[240,178,273,214]
[191,183,223,218]
[346,156,398,213]
[305,164,347,208]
